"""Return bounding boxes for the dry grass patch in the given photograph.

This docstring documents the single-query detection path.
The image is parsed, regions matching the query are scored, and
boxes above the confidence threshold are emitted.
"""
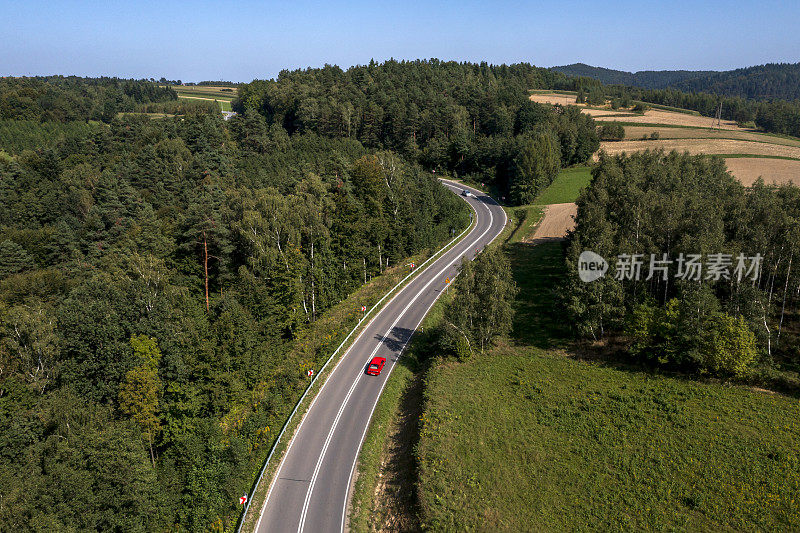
[623,126,800,148]
[723,158,800,186]
[528,93,579,106]
[596,109,739,129]
[525,203,577,244]
[598,138,800,160]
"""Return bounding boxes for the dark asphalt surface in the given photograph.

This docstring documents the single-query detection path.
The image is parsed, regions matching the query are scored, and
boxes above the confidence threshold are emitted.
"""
[254,181,507,533]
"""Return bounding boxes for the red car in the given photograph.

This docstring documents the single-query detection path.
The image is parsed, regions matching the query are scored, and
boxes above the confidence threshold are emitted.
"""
[366,356,386,376]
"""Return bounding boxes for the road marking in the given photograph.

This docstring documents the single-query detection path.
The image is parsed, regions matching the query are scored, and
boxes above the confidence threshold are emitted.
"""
[297,194,494,533]
[297,184,495,533]
[338,184,501,532]
[254,187,479,533]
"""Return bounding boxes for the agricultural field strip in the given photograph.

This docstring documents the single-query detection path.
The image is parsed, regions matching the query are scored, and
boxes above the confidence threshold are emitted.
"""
[599,138,800,160]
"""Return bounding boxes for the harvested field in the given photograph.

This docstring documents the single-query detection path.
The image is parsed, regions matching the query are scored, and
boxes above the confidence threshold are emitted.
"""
[529,93,579,106]
[582,108,634,117]
[723,158,800,186]
[526,203,577,244]
[530,92,742,130]
[595,109,739,130]
[598,138,800,160]
[622,126,800,148]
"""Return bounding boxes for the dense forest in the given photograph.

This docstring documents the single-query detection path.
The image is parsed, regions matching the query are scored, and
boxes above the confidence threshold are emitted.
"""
[0,75,468,530]
[0,76,177,123]
[236,59,599,203]
[554,61,800,100]
[551,63,718,89]
[565,151,800,385]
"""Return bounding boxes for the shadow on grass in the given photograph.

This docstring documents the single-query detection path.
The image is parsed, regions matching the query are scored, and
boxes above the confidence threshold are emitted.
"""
[507,241,572,348]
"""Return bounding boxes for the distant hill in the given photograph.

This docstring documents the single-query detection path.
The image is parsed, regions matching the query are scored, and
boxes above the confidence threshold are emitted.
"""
[551,62,800,100]
[671,63,800,101]
[550,63,717,89]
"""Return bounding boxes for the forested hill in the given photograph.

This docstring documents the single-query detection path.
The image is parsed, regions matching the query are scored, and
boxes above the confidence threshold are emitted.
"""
[237,59,599,202]
[0,76,177,122]
[0,75,469,530]
[551,62,800,100]
[671,62,800,100]
[551,63,717,89]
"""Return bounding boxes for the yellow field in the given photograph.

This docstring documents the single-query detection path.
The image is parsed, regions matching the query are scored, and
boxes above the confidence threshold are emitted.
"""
[595,109,739,130]
[599,138,800,160]
[528,92,800,185]
[723,158,800,186]
[622,126,800,148]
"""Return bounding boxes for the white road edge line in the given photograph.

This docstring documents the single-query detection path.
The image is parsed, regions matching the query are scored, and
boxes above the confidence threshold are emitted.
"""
[253,184,477,533]
[297,184,496,533]
[337,184,504,532]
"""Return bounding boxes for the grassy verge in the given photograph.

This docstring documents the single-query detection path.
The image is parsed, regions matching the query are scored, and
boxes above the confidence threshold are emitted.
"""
[507,206,543,244]
[348,289,452,532]
[238,213,476,533]
[415,239,800,531]
[534,165,592,205]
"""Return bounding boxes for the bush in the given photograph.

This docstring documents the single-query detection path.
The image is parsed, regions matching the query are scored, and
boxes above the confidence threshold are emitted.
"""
[700,313,757,378]
[649,131,660,140]
[598,123,625,141]
[625,299,757,378]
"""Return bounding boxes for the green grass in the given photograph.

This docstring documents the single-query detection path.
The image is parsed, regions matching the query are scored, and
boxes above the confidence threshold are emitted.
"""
[507,206,543,244]
[417,346,800,531]
[534,165,592,205]
[507,242,571,346]
[415,240,800,531]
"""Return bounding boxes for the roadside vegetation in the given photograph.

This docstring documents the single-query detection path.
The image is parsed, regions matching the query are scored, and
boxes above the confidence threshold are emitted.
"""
[414,172,800,528]
[355,149,800,531]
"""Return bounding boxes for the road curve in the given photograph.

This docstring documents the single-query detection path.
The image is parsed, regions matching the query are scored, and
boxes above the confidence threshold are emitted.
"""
[254,180,506,533]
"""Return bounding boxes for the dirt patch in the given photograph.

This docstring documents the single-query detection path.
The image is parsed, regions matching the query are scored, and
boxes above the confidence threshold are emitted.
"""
[598,139,800,160]
[723,158,800,186]
[622,126,800,148]
[525,203,577,244]
[529,93,579,106]
[368,369,424,532]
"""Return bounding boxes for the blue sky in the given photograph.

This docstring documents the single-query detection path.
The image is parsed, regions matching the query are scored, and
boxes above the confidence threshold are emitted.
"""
[1,0,798,82]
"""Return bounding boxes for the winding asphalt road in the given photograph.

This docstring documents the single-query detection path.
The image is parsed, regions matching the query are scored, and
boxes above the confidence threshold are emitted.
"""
[254,180,507,533]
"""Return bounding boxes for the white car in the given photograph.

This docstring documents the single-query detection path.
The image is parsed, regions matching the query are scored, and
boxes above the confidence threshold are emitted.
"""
[461,189,473,197]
